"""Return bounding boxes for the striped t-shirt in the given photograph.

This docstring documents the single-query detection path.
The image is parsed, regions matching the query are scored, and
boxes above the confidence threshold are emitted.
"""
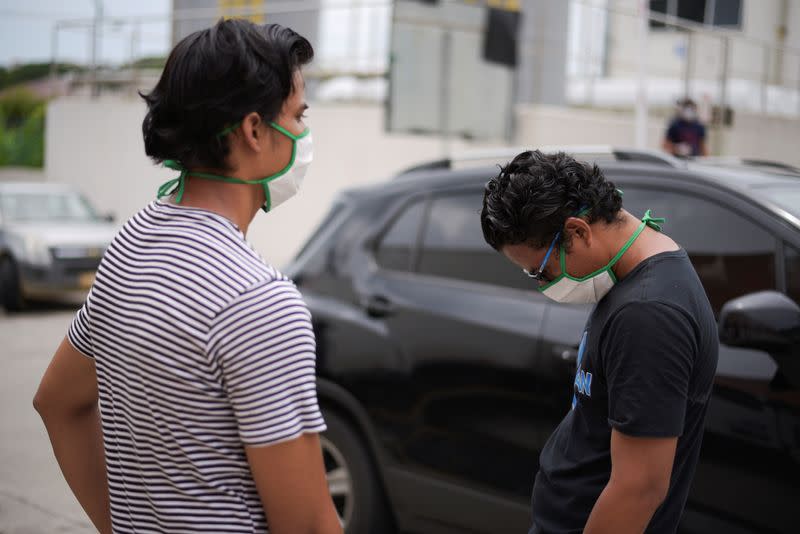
[67,199,327,533]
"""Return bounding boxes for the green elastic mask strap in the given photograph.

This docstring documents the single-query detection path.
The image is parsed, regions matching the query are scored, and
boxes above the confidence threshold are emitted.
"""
[539,209,665,291]
[157,121,309,212]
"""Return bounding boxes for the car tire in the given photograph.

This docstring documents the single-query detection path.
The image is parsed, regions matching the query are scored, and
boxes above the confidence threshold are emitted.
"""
[321,409,394,534]
[0,255,24,312]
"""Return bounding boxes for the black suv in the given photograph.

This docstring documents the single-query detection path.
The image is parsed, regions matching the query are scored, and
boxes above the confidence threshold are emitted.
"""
[286,150,800,534]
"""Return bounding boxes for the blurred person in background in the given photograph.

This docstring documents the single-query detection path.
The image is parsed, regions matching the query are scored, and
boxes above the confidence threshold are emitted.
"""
[33,18,341,534]
[662,98,708,158]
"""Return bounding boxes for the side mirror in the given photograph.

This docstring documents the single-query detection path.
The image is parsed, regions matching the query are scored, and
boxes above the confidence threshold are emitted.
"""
[719,291,800,388]
[719,291,800,351]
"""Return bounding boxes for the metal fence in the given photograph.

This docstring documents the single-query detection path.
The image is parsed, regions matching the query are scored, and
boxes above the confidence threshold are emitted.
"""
[47,0,800,125]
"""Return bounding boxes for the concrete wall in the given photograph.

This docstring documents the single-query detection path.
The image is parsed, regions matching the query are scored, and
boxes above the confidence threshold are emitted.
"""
[606,0,796,85]
[516,104,666,150]
[516,103,800,167]
[0,168,45,182]
[717,110,800,164]
[45,97,800,270]
[45,97,503,270]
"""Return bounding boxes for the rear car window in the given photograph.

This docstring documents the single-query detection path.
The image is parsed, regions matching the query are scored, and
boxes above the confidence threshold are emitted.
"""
[418,192,534,291]
[375,198,426,272]
[621,186,777,315]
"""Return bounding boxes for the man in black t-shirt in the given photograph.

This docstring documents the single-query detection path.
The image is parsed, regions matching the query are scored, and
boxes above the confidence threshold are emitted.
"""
[481,151,718,534]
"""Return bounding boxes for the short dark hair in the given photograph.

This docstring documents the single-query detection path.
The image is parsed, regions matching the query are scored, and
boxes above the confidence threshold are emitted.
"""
[141,19,313,170]
[481,150,623,251]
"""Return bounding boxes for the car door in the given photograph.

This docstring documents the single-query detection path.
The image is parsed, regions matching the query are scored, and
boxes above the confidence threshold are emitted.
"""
[352,187,570,533]
[609,178,800,534]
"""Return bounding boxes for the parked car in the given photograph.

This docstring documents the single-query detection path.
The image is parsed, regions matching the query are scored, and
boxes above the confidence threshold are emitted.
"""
[285,149,800,534]
[0,182,117,311]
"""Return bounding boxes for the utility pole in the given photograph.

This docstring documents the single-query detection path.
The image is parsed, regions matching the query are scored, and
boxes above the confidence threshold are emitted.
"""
[50,23,60,83]
[634,0,649,148]
[90,0,104,98]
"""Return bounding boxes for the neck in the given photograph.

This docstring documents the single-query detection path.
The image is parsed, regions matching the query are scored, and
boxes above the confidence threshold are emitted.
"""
[173,173,263,235]
[608,210,679,280]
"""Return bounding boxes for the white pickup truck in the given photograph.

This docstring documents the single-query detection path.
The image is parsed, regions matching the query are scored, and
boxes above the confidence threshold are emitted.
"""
[0,182,117,311]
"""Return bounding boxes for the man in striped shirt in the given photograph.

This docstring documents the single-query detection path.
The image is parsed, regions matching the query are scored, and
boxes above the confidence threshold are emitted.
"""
[34,20,341,534]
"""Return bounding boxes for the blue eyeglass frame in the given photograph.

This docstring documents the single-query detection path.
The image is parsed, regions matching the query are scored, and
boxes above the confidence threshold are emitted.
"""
[522,205,591,283]
[523,231,560,282]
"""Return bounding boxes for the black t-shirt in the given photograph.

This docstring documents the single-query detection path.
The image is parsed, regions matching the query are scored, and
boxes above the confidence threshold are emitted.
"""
[530,249,719,534]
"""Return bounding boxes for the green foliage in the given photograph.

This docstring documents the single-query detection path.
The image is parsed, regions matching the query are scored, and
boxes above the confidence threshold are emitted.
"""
[125,56,167,70]
[0,62,83,91]
[0,89,46,168]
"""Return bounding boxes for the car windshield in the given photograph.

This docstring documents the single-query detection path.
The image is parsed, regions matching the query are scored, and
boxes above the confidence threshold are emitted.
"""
[0,191,99,222]
[755,184,800,219]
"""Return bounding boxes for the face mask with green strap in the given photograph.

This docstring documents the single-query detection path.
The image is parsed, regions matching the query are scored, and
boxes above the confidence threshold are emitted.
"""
[157,121,313,213]
[537,210,666,304]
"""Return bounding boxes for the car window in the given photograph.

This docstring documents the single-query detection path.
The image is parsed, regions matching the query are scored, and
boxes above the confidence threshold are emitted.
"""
[0,191,98,222]
[621,187,776,315]
[786,243,800,306]
[418,192,533,291]
[375,198,426,271]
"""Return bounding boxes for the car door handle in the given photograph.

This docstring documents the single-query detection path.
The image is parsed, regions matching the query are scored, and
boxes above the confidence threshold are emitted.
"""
[363,295,394,318]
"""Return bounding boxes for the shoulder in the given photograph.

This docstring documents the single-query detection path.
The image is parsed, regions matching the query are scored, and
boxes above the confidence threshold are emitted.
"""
[599,299,700,358]
[207,277,312,357]
[213,276,308,327]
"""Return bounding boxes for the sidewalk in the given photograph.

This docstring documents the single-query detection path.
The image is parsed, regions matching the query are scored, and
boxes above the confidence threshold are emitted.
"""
[0,490,93,534]
[0,310,93,534]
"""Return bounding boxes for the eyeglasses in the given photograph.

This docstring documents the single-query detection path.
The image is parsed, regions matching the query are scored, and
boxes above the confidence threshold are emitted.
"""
[523,231,561,283]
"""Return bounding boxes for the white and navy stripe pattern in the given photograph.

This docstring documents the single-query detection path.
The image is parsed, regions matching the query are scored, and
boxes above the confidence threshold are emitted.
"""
[68,200,326,533]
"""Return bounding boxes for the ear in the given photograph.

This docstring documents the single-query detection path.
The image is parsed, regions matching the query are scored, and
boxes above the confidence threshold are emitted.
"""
[564,217,593,248]
[241,111,263,153]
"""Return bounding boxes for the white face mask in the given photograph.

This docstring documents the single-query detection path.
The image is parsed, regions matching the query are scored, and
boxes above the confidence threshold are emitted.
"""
[536,210,665,304]
[679,107,697,121]
[157,122,313,213]
[263,126,313,212]
[541,268,617,304]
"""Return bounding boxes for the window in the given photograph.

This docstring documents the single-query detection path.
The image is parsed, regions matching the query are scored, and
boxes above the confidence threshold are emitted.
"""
[417,193,533,290]
[375,199,426,271]
[621,187,776,315]
[786,244,800,306]
[649,0,742,29]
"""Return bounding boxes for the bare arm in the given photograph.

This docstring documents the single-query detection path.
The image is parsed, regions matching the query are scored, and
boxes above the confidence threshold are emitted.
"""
[246,433,342,534]
[33,336,111,534]
[584,429,677,534]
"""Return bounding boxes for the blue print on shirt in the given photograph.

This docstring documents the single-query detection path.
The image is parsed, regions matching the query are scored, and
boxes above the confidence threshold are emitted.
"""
[571,330,592,410]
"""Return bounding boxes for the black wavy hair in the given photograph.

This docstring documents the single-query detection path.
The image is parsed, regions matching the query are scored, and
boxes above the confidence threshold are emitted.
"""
[140,19,313,170]
[481,150,623,251]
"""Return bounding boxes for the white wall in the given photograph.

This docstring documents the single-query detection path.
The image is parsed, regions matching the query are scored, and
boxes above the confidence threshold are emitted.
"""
[783,0,800,85]
[606,0,789,83]
[0,168,45,182]
[45,97,503,269]
[718,110,800,163]
[45,97,800,270]
[517,103,800,167]
[516,104,665,149]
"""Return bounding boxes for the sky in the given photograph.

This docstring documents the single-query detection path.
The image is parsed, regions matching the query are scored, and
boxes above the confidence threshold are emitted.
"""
[0,0,390,69]
[0,0,171,67]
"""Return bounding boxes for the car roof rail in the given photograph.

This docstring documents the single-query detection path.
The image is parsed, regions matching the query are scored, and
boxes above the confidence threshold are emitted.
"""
[394,146,683,179]
[690,156,800,175]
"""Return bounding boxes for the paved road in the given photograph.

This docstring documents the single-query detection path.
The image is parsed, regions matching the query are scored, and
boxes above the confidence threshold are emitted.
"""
[0,306,95,534]
[0,304,403,534]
